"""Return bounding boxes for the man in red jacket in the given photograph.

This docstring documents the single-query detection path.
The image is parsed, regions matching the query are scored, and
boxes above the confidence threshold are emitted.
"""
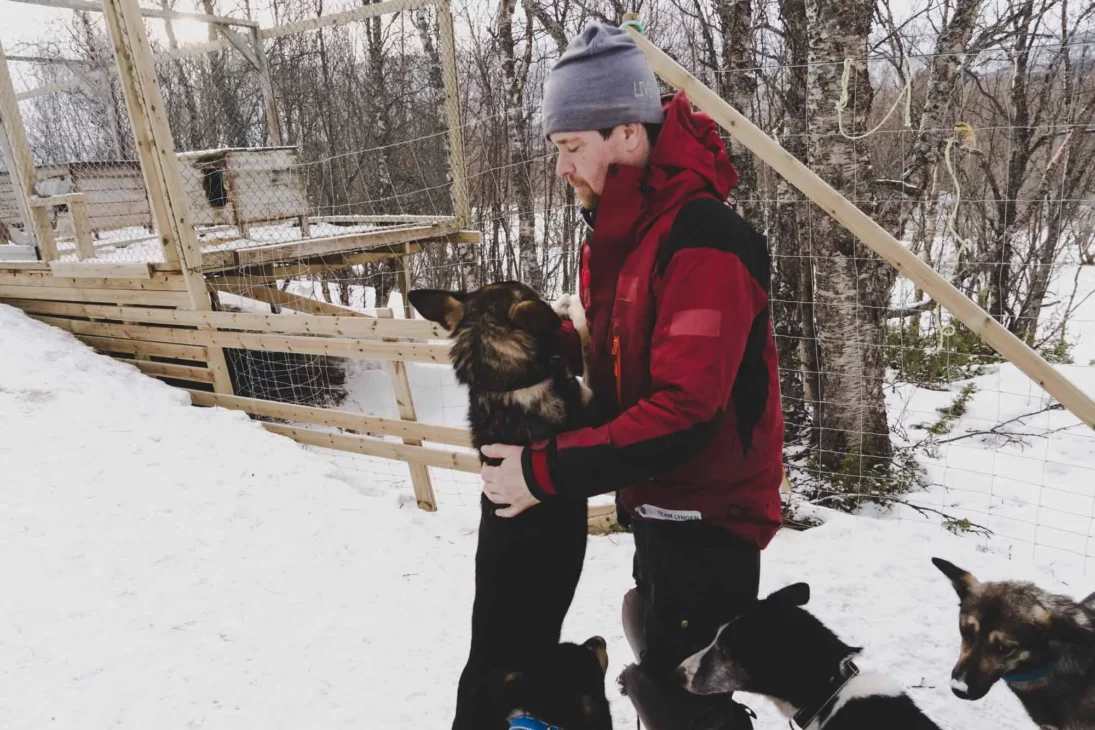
[480,21,783,730]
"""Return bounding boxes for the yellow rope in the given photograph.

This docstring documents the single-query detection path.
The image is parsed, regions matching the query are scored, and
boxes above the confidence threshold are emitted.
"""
[835,56,912,140]
[944,122,976,257]
[937,123,976,347]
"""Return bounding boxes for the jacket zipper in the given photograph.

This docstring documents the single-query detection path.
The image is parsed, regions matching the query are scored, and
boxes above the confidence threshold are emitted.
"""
[612,328,622,405]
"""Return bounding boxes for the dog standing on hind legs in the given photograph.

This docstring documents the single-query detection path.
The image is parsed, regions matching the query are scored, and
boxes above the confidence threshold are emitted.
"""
[933,557,1095,729]
[408,283,606,730]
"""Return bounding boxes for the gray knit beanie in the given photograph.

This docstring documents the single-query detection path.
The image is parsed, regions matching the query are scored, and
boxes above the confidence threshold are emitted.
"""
[541,22,663,137]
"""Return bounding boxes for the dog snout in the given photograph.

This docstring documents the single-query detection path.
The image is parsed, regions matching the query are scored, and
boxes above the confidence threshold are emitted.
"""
[950,672,971,699]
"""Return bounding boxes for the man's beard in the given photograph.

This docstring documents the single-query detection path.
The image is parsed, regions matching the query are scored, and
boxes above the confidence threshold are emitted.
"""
[568,177,599,210]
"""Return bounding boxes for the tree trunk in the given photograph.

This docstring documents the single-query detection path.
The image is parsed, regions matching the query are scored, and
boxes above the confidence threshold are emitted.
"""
[714,0,759,216]
[498,0,543,290]
[989,0,1036,324]
[805,0,893,476]
[771,0,812,443]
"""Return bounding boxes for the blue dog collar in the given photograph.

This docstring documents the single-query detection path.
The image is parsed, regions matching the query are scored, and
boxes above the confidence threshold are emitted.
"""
[1003,656,1060,683]
[510,715,562,730]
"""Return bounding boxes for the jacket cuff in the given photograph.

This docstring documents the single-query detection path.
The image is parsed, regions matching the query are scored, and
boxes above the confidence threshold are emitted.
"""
[522,440,558,501]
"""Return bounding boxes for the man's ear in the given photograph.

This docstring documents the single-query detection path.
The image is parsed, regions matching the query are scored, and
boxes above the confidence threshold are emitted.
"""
[408,289,466,331]
[932,558,980,602]
[510,299,561,336]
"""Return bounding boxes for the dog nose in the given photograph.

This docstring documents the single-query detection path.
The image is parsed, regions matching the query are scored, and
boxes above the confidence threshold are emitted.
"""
[950,675,970,699]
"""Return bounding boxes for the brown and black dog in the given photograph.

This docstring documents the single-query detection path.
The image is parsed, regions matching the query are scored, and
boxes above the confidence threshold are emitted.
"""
[409,282,608,730]
[934,557,1095,729]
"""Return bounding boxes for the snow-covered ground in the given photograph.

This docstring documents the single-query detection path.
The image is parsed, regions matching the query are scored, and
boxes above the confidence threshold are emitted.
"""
[1,302,1086,729]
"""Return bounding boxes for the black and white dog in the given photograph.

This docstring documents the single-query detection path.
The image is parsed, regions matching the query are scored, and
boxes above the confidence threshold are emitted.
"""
[676,583,941,730]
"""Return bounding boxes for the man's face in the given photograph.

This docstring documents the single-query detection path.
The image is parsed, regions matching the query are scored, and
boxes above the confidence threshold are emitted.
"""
[550,129,618,209]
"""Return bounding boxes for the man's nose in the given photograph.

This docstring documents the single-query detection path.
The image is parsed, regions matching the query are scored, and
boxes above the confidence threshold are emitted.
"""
[555,154,572,178]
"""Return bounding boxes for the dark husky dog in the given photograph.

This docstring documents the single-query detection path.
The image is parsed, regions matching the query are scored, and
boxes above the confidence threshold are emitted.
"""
[408,282,599,730]
[933,557,1095,729]
[677,583,941,730]
[469,636,614,730]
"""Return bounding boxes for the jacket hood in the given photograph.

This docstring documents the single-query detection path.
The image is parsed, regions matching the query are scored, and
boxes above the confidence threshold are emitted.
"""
[647,90,738,203]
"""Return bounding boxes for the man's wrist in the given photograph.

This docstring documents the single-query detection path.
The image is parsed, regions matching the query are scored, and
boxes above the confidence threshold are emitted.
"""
[522,441,558,501]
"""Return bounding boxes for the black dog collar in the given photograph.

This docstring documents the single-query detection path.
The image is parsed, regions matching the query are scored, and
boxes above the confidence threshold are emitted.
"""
[791,656,860,729]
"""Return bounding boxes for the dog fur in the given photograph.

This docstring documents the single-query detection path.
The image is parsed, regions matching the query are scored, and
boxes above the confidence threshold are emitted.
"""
[677,583,941,730]
[408,282,601,730]
[470,636,613,730]
[934,557,1095,729]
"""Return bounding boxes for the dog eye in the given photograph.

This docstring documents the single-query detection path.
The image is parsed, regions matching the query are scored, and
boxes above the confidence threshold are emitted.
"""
[992,643,1016,656]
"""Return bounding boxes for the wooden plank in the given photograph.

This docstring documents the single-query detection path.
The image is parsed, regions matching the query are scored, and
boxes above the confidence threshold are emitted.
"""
[0,261,50,271]
[213,282,372,317]
[262,0,435,39]
[27,315,452,362]
[74,333,208,361]
[588,503,621,535]
[263,423,480,473]
[0,284,191,305]
[102,0,234,396]
[29,316,204,345]
[132,360,215,384]
[438,0,470,227]
[207,245,424,283]
[100,0,179,270]
[48,262,154,280]
[629,24,1095,430]
[379,308,436,511]
[0,40,47,255]
[311,214,455,226]
[0,272,184,290]
[186,390,471,446]
[30,203,57,261]
[0,245,36,261]
[17,0,430,102]
[218,224,454,270]
[249,26,283,146]
[28,192,87,208]
[7,0,259,27]
[200,331,451,363]
[1,300,447,338]
[68,198,97,261]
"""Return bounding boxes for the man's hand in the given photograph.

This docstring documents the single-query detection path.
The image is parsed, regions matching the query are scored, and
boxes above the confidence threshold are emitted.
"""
[480,443,540,518]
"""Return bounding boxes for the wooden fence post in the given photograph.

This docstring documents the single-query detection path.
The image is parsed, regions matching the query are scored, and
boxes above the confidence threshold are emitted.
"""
[0,40,56,260]
[625,23,1095,430]
[100,0,234,396]
[378,307,437,511]
[437,0,470,228]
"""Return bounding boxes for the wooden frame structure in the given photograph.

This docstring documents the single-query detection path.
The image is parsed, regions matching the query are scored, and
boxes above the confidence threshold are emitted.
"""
[0,0,486,516]
[622,18,1095,431]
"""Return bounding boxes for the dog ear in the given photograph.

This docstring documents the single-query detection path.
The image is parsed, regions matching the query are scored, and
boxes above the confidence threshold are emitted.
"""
[408,289,466,331]
[767,583,810,607]
[511,299,561,336]
[1047,605,1095,646]
[932,558,980,601]
[582,635,609,675]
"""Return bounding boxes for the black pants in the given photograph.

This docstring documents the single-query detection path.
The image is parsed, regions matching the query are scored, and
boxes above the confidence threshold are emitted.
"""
[631,519,760,704]
[452,495,588,730]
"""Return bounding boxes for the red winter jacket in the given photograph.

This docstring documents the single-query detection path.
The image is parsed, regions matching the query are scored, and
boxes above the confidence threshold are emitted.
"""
[521,91,784,549]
